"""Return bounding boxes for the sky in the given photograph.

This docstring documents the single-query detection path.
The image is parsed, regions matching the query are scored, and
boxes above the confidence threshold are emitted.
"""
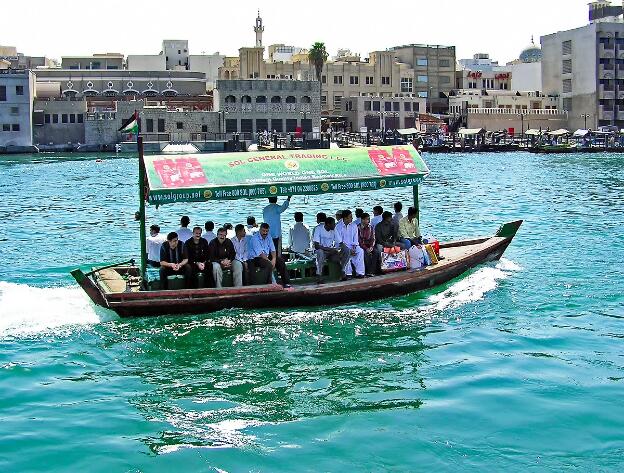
[3,0,590,64]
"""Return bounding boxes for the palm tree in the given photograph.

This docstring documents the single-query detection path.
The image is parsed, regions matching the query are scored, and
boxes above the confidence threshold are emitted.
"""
[308,42,328,84]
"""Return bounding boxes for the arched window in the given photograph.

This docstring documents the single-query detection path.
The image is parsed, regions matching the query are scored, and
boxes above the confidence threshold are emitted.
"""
[256,95,267,103]
[225,95,236,103]
[241,95,252,103]
[286,96,297,103]
[301,96,311,103]
[271,96,282,103]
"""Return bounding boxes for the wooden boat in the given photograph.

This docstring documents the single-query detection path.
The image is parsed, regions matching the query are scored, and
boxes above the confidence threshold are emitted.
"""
[71,140,522,317]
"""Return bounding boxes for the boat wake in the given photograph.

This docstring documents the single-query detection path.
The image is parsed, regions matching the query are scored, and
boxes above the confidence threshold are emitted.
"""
[0,281,116,339]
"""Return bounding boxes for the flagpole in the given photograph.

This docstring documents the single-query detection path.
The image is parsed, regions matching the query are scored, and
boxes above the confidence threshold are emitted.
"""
[138,135,148,287]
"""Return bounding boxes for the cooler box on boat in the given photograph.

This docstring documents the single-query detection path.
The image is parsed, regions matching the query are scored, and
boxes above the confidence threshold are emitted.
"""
[380,250,409,273]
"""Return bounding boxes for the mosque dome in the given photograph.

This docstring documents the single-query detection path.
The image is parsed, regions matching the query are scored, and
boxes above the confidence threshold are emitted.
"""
[519,36,542,63]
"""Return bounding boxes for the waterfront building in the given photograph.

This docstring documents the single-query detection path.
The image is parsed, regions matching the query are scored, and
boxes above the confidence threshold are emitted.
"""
[505,39,543,92]
[61,53,124,70]
[0,69,36,152]
[341,95,427,132]
[214,79,320,134]
[541,0,624,130]
[0,45,55,70]
[218,12,456,116]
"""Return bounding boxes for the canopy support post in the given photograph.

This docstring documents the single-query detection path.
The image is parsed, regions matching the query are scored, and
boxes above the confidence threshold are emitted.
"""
[413,184,419,224]
[138,137,147,286]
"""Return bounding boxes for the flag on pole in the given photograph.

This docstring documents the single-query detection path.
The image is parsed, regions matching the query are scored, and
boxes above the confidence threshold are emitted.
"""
[118,111,139,134]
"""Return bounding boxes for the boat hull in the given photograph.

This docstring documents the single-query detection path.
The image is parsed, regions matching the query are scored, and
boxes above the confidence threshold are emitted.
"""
[72,221,522,318]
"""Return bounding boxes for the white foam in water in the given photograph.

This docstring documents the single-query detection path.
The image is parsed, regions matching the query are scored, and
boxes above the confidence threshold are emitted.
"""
[0,281,116,339]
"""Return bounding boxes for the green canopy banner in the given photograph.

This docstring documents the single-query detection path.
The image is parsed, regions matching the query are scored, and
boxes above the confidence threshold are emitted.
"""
[144,145,429,204]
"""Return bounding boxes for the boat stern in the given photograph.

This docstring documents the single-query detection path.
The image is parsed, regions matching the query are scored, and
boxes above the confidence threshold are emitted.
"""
[70,268,108,308]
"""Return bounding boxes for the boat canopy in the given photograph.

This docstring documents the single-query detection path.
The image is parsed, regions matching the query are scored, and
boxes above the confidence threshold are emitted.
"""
[396,128,420,135]
[573,129,589,137]
[546,129,570,136]
[144,145,430,204]
[458,128,486,136]
[524,129,542,136]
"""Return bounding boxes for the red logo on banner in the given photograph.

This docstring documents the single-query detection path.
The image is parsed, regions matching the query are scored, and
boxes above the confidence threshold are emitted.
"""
[368,147,417,176]
[153,157,207,188]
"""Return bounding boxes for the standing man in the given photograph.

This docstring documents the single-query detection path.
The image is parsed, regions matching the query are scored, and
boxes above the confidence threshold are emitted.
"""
[208,227,242,288]
[398,206,422,248]
[248,223,291,288]
[312,212,327,243]
[159,232,191,289]
[146,224,166,268]
[263,196,291,256]
[231,224,250,286]
[335,209,365,279]
[289,212,311,254]
[177,216,193,243]
[184,226,211,288]
[202,221,216,242]
[391,202,403,234]
[358,213,380,277]
[371,206,384,229]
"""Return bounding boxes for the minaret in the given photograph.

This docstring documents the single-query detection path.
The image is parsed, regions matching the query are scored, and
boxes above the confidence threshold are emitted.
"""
[254,10,264,47]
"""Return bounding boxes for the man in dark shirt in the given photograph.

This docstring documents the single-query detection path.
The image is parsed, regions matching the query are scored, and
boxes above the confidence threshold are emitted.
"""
[184,226,212,288]
[159,232,191,289]
[374,211,401,252]
[207,227,242,288]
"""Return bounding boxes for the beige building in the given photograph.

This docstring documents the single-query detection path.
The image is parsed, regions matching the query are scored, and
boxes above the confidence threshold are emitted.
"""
[341,95,427,132]
[61,53,124,70]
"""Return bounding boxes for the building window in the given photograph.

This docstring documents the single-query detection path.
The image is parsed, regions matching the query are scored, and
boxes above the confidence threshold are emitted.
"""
[241,119,253,133]
[12,124,20,132]
[16,85,24,96]
[201,124,208,133]
[413,102,420,111]
[146,119,154,133]
[439,59,450,68]
[381,76,390,85]
[302,119,312,132]
[417,58,428,67]
[563,59,572,74]
[562,98,572,111]
[321,75,326,84]
[0,86,6,101]
[384,101,392,111]
[285,119,298,132]
[562,40,572,55]
[365,76,374,85]
[400,77,413,92]
[62,114,68,123]
[69,114,75,123]
[10,107,19,115]
[350,76,359,85]
[417,75,428,83]
[176,122,184,129]
[225,118,237,133]
[256,119,268,132]
[418,91,428,98]
[158,118,165,132]
[364,101,371,111]
[372,101,380,111]
[271,119,283,132]
[404,102,411,111]
[563,78,572,93]
[44,114,51,124]
[392,102,400,111]
[345,100,353,111]
[53,114,59,124]
[333,75,343,84]
[107,66,118,70]
[2,124,9,131]
[333,95,342,109]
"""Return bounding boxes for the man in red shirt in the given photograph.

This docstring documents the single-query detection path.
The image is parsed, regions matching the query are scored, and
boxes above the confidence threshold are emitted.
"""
[358,213,380,277]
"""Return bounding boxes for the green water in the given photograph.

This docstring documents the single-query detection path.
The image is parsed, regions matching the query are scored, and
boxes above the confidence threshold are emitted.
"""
[0,151,622,471]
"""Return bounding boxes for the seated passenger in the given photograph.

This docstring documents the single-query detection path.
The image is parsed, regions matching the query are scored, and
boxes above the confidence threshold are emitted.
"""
[313,217,349,283]
[358,213,380,277]
[375,211,403,253]
[289,212,311,254]
[177,216,193,243]
[208,227,242,288]
[231,224,250,286]
[335,210,343,226]
[398,206,422,248]
[146,224,166,268]
[312,212,327,243]
[159,232,191,289]
[354,208,364,226]
[224,223,235,239]
[248,223,291,288]
[184,226,211,288]
[371,206,383,228]
[202,221,216,242]
[336,209,365,279]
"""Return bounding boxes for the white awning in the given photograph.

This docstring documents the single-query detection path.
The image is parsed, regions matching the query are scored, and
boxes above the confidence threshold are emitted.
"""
[458,128,485,136]
[546,129,570,136]
[524,129,542,136]
[573,129,589,137]
[397,128,420,135]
